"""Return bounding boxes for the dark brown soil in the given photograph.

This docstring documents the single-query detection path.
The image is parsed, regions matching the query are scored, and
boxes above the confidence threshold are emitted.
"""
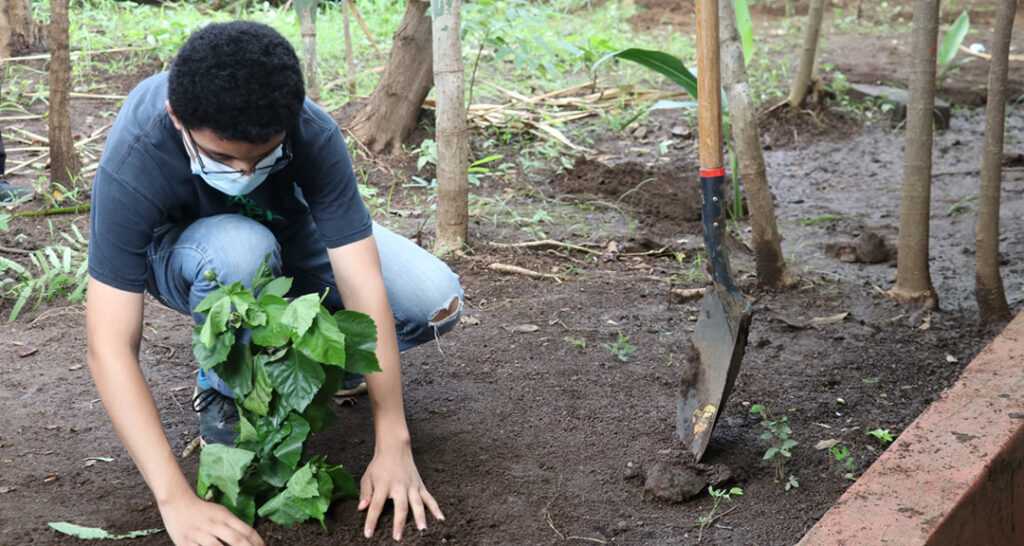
[2,3,1024,545]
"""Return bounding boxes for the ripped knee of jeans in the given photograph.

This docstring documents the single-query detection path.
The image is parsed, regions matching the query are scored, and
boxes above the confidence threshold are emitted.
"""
[428,295,463,347]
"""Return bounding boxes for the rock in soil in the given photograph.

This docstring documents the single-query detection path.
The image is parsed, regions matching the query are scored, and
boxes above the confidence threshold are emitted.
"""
[644,460,707,502]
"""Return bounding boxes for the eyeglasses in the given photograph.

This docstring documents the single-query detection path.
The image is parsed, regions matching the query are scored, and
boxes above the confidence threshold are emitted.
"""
[184,128,292,177]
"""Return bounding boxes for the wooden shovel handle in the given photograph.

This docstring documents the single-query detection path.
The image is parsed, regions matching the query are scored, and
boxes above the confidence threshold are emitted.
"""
[696,0,722,172]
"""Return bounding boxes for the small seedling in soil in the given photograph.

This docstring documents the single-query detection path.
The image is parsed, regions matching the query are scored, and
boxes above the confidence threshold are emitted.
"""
[191,259,379,531]
[866,428,895,445]
[750,403,799,488]
[697,486,743,543]
[602,330,637,362]
[829,444,857,480]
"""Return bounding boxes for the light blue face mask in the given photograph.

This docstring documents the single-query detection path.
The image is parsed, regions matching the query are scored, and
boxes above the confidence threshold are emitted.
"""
[182,131,284,196]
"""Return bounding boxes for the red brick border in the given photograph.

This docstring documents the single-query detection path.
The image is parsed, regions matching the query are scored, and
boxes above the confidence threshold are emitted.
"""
[798,312,1024,545]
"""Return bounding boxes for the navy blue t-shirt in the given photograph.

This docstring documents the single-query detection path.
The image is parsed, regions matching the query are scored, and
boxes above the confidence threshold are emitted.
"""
[88,72,372,293]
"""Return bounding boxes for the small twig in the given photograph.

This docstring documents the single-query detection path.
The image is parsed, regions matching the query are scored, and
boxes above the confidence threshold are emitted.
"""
[0,115,43,121]
[181,437,202,459]
[70,92,127,100]
[488,263,563,283]
[0,245,32,255]
[543,511,608,543]
[489,239,603,255]
[957,44,1024,62]
[0,46,155,63]
[12,204,91,217]
[347,0,384,60]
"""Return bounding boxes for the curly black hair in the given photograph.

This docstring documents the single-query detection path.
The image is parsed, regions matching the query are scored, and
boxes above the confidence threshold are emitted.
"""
[168,21,305,144]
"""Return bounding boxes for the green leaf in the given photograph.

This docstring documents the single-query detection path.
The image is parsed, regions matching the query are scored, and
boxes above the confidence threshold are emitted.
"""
[241,359,273,416]
[938,11,970,69]
[199,296,232,347]
[251,294,292,347]
[257,454,295,488]
[333,310,381,374]
[266,349,325,414]
[237,412,258,445]
[48,522,164,540]
[221,491,257,526]
[282,293,320,338]
[294,312,348,368]
[285,462,319,498]
[257,489,312,527]
[215,343,254,398]
[593,48,698,100]
[196,444,256,506]
[273,413,311,470]
[733,0,754,67]
[230,291,265,327]
[192,330,233,371]
[326,464,359,500]
[260,276,293,300]
[249,255,276,293]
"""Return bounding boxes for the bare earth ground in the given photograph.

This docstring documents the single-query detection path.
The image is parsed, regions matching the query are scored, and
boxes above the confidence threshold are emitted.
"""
[2,2,1024,545]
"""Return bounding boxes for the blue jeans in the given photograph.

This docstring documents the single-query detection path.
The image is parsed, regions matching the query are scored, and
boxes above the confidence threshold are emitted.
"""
[145,214,463,395]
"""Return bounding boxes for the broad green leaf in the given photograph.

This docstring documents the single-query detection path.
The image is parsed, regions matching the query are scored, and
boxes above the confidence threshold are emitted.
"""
[593,48,698,100]
[649,99,697,111]
[326,464,359,500]
[251,294,291,347]
[288,470,333,531]
[249,255,276,292]
[241,359,273,416]
[192,330,233,371]
[257,454,295,488]
[48,522,163,539]
[294,312,348,368]
[281,293,320,338]
[272,413,311,470]
[733,0,754,67]
[285,462,319,498]
[938,11,970,69]
[260,276,293,300]
[333,310,381,374]
[196,444,255,506]
[257,489,312,527]
[199,297,232,347]
[251,405,293,456]
[216,343,254,398]
[237,412,258,445]
[266,349,324,414]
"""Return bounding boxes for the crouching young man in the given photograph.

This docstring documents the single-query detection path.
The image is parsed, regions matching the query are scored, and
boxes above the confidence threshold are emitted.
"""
[86,21,462,545]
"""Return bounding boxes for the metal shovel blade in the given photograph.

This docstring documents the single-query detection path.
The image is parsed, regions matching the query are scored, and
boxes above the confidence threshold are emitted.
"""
[678,282,752,461]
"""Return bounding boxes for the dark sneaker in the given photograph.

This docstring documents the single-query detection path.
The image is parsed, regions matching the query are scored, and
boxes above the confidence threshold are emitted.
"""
[0,178,33,205]
[192,386,239,446]
[337,372,367,396]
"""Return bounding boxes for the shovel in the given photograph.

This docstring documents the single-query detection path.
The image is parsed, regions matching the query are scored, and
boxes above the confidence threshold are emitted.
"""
[677,0,754,462]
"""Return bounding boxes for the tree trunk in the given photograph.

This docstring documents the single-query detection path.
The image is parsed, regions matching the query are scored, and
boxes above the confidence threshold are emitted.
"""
[974,0,1016,324]
[342,0,355,95]
[890,0,939,309]
[347,0,433,155]
[294,0,320,102]
[431,0,468,254]
[0,0,42,58]
[47,0,79,188]
[786,0,825,109]
[720,0,794,290]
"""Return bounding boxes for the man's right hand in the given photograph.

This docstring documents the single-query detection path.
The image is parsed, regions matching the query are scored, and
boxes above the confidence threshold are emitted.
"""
[159,492,264,546]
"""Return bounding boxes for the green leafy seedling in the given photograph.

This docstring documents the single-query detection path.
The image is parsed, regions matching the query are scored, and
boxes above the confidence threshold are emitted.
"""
[602,330,637,362]
[866,428,895,445]
[191,257,378,531]
[829,444,857,480]
[697,486,743,542]
[750,403,799,488]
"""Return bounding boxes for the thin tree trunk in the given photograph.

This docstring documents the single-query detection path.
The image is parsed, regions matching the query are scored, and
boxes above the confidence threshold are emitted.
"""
[48,0,79,188]
[0,0,42,58]
[342,0,355,95]
[720,0,794,290]
[347,0,433,155]
[431,0,468,254]
[975,0,1016,324]
[787,0,825,109]
[295,0,320,102]
[890,0,939,309]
